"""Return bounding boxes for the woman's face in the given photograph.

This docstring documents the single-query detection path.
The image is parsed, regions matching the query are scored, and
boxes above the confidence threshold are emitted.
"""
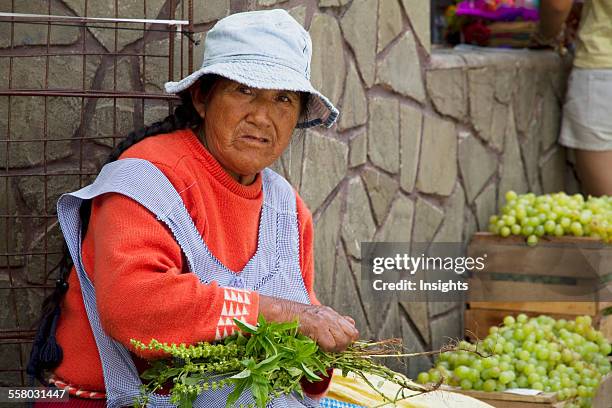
[192,78,302,184]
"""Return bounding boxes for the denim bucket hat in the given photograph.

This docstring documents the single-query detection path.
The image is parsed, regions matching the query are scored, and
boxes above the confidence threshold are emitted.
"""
[164,9,339,128]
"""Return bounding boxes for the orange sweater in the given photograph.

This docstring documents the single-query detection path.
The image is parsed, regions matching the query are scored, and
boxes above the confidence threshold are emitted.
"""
[54,129,318,392]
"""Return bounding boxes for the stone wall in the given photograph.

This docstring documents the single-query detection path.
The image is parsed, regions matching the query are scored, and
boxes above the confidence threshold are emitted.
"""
[0,0,575,384]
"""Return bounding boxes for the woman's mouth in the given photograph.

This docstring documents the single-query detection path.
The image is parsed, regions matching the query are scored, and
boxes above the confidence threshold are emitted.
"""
[241,135,270,144]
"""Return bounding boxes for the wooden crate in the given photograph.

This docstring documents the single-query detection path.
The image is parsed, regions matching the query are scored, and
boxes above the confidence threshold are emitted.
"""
[446,388,564,407]
[447,374,612,408]
[465,233,612,341]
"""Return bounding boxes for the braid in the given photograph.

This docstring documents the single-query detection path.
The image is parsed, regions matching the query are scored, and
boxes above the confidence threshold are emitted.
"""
[27,75,218,385]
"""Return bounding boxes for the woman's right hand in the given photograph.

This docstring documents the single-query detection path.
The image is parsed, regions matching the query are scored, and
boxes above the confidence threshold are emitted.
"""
[259,296,359,352]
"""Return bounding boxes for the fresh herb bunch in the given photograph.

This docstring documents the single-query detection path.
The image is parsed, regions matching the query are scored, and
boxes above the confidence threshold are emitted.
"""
[131,315,433,408]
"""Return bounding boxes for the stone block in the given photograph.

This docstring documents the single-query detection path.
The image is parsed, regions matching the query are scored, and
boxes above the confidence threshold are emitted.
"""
[400,0,430,52]
[522,120,543,194]
[362,167,398,226]
[513,66,538,134]
[314,193,343,304]
[475,182,497,231]
[400,104,422,193]
[464,207,478,244]
[101,57,136,91]
[459,134,498,203]
[288,6,307,27]
[87,98,135,148]
[430,307,462,350]
[9,57,46,89]
[301,131,347,213]
[540,86,562,151]
[143,36,189,90]
[16,174,81,216]
[489,101,508,151]
[0,344,20,371]
[435,183,465,243]
[376,31,425,102]
[48,55,100,90]
[258,0,288,5]
[426,69,467,121]
[0,180,24,268]
[14,287,45,329]
[498,106,529,200]
[413,197,444,244]
[144,101,172,126]
[541,148,566,193]
[341,0,377,87]
[375,301,403,370]
[367,97,399,174]
[0,97,79,168]
[377,0,403,53]
[429,300,461,319]
[319,0,350,7]
[24,221,64,285]
[342,177,376,258]
[63,0,167,51]
[338,60,368,131]
[468,67,495,142]
[280,134,304,190]
[187,0,230,23]
[416,115,457,196]
[332,250,371,340]
[310,14,346,106]
[399,301,430,345]
[374,195,414,243]
[349,130,367,168]
[495,68,516,104]
[400,316,433,377]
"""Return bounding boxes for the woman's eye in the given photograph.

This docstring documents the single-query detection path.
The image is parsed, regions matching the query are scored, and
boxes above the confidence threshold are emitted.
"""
[238,86,252,95]
[277,94,292,103]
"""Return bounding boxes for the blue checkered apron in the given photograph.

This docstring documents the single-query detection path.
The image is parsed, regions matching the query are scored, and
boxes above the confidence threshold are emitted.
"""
[56,158,321,408]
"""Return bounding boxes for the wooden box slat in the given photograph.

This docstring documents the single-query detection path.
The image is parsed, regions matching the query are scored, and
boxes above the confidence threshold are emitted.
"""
[468,279,599,305]
[468,301,596,316]
[467,233,611,279]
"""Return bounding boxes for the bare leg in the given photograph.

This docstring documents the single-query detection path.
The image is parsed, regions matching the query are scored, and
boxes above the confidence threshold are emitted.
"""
[574,149,612,197]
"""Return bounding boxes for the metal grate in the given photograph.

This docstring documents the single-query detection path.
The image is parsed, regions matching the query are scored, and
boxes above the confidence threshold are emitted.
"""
[0,0,193,385]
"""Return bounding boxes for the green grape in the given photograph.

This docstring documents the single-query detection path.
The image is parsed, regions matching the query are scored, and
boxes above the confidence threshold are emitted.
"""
[417,372,430,384]
[527,235,538,247]
[460,379,473,390]
[544,220,556,233]
[500,226,511,237]
[482,379,497,392]
[454,365,471,380]
[499,371,515,385]
[425,312,611,400]
[503,316,516,327]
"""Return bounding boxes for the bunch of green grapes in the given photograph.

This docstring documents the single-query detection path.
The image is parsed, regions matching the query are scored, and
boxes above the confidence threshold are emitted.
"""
[416,314,612,408]
[488,191,612,246]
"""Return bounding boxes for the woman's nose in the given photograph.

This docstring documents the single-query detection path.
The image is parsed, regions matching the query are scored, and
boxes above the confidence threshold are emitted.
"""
[246,97,273,128]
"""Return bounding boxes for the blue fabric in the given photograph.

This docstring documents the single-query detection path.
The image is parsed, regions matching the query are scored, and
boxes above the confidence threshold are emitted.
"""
[164,9,339,129]
[320,398,366,408]
[56,158,317,408]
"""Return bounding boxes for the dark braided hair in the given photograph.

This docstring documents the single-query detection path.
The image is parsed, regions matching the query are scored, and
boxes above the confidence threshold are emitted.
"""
[27,75,311,385]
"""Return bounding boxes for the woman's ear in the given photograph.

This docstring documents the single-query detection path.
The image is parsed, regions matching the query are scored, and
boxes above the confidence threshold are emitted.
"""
[189,83,207,120]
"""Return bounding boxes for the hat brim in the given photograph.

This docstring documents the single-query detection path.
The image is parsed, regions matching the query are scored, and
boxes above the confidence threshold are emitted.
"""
[164,60,339,129]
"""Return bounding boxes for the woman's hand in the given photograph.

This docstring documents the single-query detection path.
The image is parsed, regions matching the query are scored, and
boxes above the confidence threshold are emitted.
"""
[259,295,359,352]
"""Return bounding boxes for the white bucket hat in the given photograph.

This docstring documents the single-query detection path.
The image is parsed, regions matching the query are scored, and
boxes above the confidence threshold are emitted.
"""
[164,9,339,129]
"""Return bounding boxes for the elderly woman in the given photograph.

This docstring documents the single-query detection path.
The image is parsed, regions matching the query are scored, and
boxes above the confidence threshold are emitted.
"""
[29,9,359,408]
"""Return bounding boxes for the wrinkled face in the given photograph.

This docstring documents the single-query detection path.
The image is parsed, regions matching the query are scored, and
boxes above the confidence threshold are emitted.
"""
[191,78,302,183]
